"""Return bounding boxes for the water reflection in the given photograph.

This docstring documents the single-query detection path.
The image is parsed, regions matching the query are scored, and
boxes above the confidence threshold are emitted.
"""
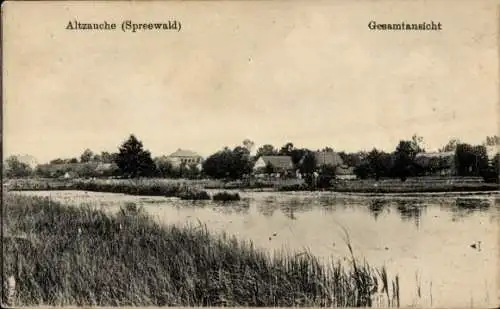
[368,199,389,220]
[257,198,280,217]
[211,200,250,215]
[448,198,492,221]
[395,200,426,228]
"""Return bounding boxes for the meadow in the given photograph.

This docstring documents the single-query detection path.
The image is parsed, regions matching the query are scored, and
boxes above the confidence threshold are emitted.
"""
[2,193,400,307]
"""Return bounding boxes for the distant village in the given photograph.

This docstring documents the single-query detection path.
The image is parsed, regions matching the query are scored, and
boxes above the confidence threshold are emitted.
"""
[4,135,500,183]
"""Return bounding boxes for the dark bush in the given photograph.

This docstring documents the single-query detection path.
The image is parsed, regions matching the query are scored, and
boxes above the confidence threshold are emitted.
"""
[213,191,241,201]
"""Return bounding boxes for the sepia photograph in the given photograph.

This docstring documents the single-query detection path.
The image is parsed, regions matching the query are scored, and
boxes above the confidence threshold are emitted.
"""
[2,0,499,308]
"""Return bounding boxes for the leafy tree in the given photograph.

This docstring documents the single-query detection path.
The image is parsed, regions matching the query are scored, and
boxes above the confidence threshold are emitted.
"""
[184,163,202,179]
[299,150,317,175]
[279,142,294,156]
[242,139,255,153]
[317,164,337,188]
[34,164,51,178]
[202,146,253,180]
[290,148,306,167]
[393,140,421,181]
[256,144,278,157]
[79,163,98,178]
[322,147,334,152]
[4,156,33,178]
[481,153,499,183]
[202,149,232,179]
[455,143,488,176]
[232,146,254,177]
[95,151,116,163]
[155,157,176,178]
[492,153,500,172]
[367,149,393,180]
[68,158,78,164]
[439,138,460,152]
[80,149,94,163]
[115,135,156,178]
[354,163,371,179]
[265,162,275,175]
[484,135,500,146]
[410,134,426,153]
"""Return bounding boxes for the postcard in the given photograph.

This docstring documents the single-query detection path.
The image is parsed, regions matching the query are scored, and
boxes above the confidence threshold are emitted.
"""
[2,0,499,308]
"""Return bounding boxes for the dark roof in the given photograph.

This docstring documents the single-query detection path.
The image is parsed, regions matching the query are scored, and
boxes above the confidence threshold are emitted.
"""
[414,152,454,168]
[314,151,343,167]
[415,151,454,159]
[43,162,99,172]
[260,156,294,170]
[168,149,202,158]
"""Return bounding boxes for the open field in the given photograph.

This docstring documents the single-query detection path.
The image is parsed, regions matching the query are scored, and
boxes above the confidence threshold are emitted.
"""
[3,194,399,306]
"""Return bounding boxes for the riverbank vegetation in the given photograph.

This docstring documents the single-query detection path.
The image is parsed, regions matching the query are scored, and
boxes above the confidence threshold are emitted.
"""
[5,178,212,200]
[5,175,498,195]
[212,191,241,201]
[3,194,399,307]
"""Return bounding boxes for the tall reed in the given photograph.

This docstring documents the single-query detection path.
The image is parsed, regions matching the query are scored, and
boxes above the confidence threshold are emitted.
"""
[3,194,399,307]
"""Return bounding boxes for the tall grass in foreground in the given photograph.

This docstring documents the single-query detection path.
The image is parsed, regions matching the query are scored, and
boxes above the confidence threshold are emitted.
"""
[3,194,399,307]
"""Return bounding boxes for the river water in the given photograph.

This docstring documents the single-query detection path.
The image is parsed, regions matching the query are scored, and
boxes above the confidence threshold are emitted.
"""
[13,190,500,308]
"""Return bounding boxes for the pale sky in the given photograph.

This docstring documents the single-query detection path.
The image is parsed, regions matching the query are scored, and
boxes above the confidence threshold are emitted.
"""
[3,0,499,163]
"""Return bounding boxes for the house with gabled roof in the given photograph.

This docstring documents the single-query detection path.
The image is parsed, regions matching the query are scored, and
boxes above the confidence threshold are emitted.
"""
[166,149,203,167]
[253,155,294,174]
[414,151,456,176]
[314,151,343,167]
[335,165,356,180]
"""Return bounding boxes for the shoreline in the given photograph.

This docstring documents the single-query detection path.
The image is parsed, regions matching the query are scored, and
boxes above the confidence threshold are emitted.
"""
[4,177,499,196]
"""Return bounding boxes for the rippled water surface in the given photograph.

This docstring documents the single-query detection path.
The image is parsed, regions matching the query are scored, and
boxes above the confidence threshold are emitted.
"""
[14,190,500,308]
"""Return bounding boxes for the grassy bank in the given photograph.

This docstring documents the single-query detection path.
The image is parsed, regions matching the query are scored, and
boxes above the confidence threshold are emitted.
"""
[330,177,499,193]
[7,176,494,195]
[204,178,305,190]
[3,194,399,307]
[5,178,212,200]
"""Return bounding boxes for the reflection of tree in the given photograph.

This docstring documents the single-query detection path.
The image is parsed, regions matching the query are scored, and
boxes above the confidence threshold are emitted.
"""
[212,200,250,215]
[368,199,389,220]
[395,200,426,228]
[282,206,297,220]
[455,198,490,210]
[257,198,280,217]
[449,198,491,220]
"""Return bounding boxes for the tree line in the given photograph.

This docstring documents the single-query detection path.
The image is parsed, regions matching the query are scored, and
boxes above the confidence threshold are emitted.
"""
[4,134,500,183]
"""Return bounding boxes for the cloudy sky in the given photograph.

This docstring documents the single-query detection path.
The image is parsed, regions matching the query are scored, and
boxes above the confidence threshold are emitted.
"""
[3,0,498,163]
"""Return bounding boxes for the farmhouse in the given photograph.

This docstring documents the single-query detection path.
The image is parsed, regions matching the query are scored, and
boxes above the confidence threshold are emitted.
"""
[166,149,203,167]
[95,163,119,176]
[414,151,456,176]
[253,156,294,175]
[335,165,356,180]
[314,151,344,167]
